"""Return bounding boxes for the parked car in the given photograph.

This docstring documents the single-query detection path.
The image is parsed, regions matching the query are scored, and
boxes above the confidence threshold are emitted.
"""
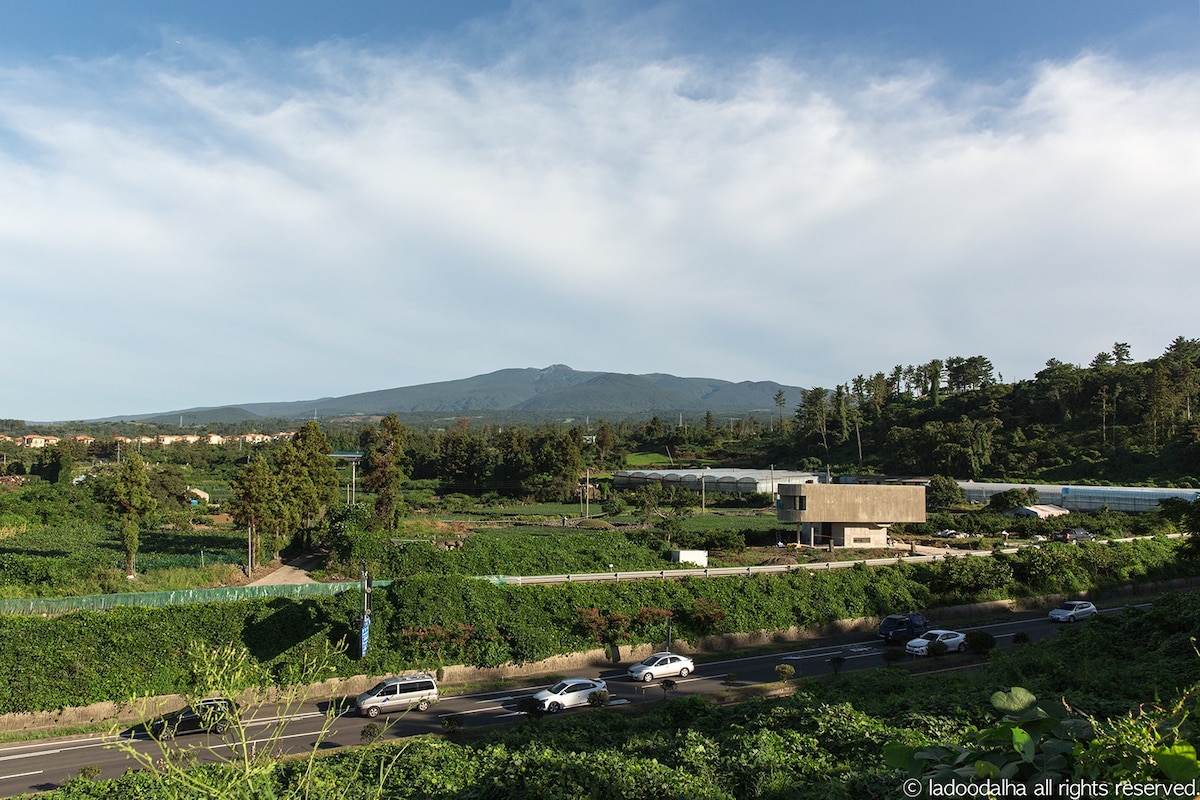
[879,613,930,644]
[1051,528,1096,543]
[149,697,237,738]
[905,629,967,656]
[1048,600,1098,623]
[627,652,695,682]
[355,673,439,717]
[533,678,608,713]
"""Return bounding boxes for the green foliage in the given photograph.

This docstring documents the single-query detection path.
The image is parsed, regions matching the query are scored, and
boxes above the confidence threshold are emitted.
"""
[964,630,996,655]
[775,663,796,682]
[987,486,1042,512]
[360,722,383,744]
[884,681,1200,788]
[926,474,966,509]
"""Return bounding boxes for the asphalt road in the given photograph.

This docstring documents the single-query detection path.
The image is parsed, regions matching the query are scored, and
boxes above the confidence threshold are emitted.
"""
[0,608,1091,797]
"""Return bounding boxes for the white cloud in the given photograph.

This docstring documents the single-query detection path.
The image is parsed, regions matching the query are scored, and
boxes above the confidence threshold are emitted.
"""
[2,19,1199,420]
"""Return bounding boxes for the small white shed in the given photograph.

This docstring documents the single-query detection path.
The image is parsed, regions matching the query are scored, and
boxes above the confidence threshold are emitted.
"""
[670,549,709,568]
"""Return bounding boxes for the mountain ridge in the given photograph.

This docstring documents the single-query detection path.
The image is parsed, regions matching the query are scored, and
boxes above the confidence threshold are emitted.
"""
[97,366,805,424]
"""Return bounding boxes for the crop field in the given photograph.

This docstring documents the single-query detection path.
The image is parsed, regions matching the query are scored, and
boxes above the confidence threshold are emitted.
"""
[0,522,247,597]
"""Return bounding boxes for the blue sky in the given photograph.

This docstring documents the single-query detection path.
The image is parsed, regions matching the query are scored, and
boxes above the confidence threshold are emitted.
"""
[3,1,1199,421]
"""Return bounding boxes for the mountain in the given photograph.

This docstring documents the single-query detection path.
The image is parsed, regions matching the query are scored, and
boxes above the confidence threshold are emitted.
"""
[112,366,805,424]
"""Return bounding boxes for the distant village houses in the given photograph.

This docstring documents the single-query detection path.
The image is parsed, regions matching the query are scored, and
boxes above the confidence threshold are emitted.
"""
[14,434,60,448]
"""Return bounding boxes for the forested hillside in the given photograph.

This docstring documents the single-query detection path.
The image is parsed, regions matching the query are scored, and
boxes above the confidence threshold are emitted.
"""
[774,337,1200,485]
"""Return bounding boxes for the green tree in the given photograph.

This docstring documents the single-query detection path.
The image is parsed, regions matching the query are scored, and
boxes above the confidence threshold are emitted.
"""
[530,431,583,502]
[231,454,283,568]
[594,421,616,463]
[361,414,409,530]
[288,421,342,546]
[926,475,965,510]
[108,452,157,577]
[494,426,535,497]
[34,445,74,484]
[797,387,831,455]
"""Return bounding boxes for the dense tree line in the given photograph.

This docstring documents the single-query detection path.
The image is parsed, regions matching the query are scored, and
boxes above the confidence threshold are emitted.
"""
[7,337,1199,507]
[783,337,1200,485]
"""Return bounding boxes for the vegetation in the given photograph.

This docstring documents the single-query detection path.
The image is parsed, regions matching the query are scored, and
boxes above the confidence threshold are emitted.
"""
[27,592,1200,797]
[3,535,1196,716]
[4,338,1200,794]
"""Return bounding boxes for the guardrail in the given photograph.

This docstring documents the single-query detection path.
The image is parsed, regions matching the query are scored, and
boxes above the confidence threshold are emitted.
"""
[475,534,1188,586]
[476,550,1009,586]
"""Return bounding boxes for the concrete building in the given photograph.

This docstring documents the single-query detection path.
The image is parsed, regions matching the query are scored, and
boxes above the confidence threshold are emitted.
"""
[776,483,926,548]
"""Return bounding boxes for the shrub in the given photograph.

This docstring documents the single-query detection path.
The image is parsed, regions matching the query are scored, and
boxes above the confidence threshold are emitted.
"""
[587,689,610,707]
[965,630,997,655]
[77,765,102,781]
[774,664,796,682]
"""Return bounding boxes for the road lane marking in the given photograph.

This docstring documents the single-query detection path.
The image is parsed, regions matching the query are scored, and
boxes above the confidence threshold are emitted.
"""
[0,770,43,781]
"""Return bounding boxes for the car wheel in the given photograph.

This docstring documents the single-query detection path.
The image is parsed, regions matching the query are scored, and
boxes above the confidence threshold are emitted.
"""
[416,700,430,712]
[956,643,965,653]
[1068,615,1076,623]
[366,706,380,718]
[678,667,690,677]
[548,702,563,713]
[642,672,654,682]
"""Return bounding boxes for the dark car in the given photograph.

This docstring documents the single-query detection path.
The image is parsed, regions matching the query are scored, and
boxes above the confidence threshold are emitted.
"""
[149,697,237,738]
[1051,528,1096,543]
[878,613,930,643]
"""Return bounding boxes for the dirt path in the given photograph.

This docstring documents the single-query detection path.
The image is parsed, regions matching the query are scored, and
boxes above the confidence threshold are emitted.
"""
[246,553,325,586]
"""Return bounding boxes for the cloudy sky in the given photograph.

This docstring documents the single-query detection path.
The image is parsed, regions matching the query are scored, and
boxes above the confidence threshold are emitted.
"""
[3,1,1198,421]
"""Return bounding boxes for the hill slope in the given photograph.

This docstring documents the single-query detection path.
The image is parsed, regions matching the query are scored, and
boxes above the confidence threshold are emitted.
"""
[110,366,803,423]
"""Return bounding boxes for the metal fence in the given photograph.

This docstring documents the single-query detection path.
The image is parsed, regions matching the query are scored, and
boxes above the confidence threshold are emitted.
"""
[0,581,385,616]
[3,534,1175,616]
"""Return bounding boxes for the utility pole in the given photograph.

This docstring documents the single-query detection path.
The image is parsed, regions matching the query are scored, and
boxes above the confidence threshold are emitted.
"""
[360,560,373,658]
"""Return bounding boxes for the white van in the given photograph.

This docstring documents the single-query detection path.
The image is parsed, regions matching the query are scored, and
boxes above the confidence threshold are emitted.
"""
[355,673,439,717]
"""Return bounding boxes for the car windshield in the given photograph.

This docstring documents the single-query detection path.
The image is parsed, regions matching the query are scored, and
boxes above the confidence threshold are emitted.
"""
[547,681,569,694]
[920,632,938,641]
[639,656,663,666]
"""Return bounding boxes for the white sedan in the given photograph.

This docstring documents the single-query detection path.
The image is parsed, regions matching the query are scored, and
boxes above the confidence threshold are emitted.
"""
[627,652,695,682]
[533,678,608,713]
[905,629,967,656]
[1048,600,1098,623]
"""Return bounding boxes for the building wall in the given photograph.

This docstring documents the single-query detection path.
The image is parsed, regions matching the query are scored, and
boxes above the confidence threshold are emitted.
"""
[781,483,924,549]
[777,483,926,524]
